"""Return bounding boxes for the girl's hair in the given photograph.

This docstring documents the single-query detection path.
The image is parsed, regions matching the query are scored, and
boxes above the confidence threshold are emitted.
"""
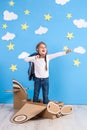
[36,41,47,51]
[36,41,47,71]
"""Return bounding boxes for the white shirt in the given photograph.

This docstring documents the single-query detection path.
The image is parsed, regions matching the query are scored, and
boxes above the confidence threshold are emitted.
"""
[24,51,66,78]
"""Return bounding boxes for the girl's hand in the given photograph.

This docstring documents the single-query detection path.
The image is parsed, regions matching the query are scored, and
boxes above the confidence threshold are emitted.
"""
[66,49,72,54]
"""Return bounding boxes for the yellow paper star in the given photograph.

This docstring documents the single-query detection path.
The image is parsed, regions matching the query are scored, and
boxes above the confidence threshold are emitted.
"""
[2,24,8,29]
[21,23,29,30]
[24,10,30,15]
[9,1,15,6]
[66,32,74,40]
[7,43,15,50]
[73,59,81,67]
[66,13,72,19]
[10,64,17,72]
[44,14,52,21]
[63,46,69,51]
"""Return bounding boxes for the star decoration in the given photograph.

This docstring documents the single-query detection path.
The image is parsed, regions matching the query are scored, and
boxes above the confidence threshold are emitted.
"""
[10,64,17,72]
[21,23,29,30]
[66,13,72,19]
[73,59,81,67]
[24,10,30,15]
[66,32,74,40]
[63,46,69,51]
[2,24,8,29]
[9,1,15,6]
[44,14,52,21]
[7,43,15,50]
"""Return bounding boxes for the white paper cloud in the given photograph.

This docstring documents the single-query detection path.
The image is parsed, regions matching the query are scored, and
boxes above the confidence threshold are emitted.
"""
[18,52,30,59]
[3,10,18,21]
[74,46,86,54]
[35,26,48,35]
[2,32,16,41]
[55,0,70,5]
[73,19,87,28]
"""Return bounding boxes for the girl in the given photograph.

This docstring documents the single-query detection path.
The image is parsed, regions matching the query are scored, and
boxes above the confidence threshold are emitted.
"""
[24,41,71,104]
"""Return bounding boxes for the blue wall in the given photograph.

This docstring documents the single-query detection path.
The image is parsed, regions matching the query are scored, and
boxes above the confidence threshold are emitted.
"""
[0,0,87,104]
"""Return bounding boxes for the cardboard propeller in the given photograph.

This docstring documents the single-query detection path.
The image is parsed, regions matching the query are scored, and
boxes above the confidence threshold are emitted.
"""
[47,102,73,117]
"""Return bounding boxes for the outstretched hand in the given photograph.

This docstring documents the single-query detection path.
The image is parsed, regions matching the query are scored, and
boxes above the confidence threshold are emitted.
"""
[66,49,72,54]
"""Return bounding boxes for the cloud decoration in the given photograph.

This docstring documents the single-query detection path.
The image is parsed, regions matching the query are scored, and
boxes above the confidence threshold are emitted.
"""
[74,46,86,54]
[35,26,48,35]
[18,52,30,59]
[73,19,87,28]
[3,10,18,21]
[55,0,70,5]
[2,32,16,41]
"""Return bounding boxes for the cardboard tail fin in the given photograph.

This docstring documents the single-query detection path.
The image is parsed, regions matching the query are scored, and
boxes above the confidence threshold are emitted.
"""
[13,80,28,109]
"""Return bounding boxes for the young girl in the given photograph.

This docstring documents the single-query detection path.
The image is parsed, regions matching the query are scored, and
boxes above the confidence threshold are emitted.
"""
[24,41,71,104]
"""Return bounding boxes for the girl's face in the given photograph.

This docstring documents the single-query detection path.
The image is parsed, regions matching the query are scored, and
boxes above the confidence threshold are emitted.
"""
[37,44,47,56]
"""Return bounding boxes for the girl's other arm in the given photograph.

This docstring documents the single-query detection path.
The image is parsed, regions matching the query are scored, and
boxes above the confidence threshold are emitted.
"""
[24,56,35,62]
[48,49,72,60]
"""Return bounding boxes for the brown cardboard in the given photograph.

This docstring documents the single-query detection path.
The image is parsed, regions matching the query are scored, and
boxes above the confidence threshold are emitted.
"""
[12,80,72,124]
[13,80,28,109]
[60,105,73,115]
[39,101,64,119]
[11,102,47,123]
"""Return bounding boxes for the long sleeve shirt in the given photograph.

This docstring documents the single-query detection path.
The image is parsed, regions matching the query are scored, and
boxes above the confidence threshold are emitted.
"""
[24,51,66,78]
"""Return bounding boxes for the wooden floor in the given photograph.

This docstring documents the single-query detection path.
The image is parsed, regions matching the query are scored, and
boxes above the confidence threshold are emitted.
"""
[0,104,87,130]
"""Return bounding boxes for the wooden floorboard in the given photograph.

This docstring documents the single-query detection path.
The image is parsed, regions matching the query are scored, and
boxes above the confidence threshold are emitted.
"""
[0,104,87,130]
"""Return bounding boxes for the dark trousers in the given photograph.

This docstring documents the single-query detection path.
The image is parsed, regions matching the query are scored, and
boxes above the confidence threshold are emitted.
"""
[33,77,49,104]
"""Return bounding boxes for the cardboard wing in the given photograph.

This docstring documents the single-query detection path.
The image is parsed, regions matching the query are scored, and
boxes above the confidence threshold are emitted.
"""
[11,102,47,124]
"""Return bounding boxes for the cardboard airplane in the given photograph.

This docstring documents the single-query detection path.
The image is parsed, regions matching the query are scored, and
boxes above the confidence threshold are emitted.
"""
[7,79,73,124]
